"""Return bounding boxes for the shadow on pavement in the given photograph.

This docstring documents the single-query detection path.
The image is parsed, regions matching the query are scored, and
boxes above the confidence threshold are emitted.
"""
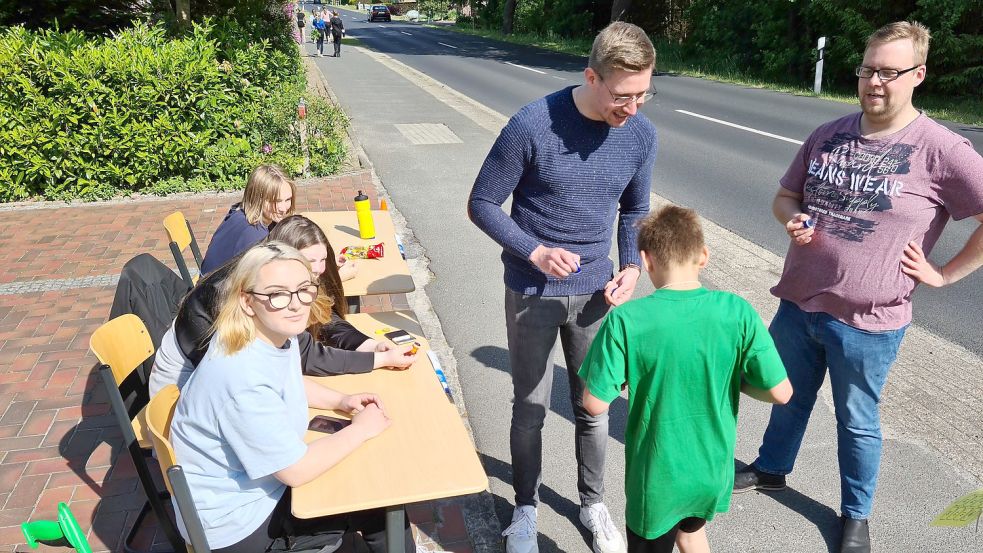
[734,459,840,552]
[58,363,160,551]
[470,345,627,444]
[479,452,592,553]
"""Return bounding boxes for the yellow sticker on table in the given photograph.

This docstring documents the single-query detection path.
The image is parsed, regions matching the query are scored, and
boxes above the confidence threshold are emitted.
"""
[931,489,983,527]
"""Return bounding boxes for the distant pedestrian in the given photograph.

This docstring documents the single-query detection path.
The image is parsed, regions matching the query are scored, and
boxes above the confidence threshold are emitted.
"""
[312,10,327,56]
[330,11,345,57]
[735,20,983,553]
[295,4,306,44]
[468,20,658,553]
[580,205,792,553]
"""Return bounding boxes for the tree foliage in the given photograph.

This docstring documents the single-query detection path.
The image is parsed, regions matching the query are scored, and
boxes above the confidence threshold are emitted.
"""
[471,0,983,98]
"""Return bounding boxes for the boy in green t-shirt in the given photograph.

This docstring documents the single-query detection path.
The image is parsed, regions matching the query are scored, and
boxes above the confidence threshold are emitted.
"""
[579,206,792,553]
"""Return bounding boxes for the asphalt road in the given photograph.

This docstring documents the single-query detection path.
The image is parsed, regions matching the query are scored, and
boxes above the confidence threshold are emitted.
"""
[336,14,983,356]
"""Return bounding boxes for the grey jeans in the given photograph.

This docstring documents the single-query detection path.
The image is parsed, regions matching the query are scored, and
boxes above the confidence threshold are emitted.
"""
[505,288,610,508]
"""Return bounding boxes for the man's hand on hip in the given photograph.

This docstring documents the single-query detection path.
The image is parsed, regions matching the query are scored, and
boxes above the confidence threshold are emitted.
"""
[529,244,580,278]
[901,241,945,287]
[604,266,641,306]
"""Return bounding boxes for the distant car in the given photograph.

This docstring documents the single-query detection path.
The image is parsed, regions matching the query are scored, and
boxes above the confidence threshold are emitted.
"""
[368,5,391,22]
[405,9,419,21]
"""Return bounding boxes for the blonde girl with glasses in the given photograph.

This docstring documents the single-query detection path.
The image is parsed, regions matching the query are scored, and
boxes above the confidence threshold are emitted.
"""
[169,242,416,553]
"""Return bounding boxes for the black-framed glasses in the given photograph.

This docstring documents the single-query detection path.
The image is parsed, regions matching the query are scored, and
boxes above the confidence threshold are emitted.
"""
[248,284,318,310]
[600,79,656,107]
[855,65,920,82]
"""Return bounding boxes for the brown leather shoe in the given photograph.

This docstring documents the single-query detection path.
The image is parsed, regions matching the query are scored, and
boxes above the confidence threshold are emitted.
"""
[840,517,870,553]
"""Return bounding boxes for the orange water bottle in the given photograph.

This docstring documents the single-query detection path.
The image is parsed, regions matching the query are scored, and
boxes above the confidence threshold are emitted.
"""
[354,190,375,239]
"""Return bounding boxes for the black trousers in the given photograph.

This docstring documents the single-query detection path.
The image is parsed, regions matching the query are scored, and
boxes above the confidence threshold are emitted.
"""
[332,34,342,56]
[626,518,706,553]
[315,30,325,54]
[213,489,414,553]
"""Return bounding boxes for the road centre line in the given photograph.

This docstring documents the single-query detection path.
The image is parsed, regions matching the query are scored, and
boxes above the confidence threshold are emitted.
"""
[401,31,412,35]
[438,42,458,49]
[675,110,803,145]
[505,61,545,74]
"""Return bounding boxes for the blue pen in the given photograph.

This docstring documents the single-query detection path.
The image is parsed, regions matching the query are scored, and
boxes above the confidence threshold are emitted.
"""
[426,351,453,401]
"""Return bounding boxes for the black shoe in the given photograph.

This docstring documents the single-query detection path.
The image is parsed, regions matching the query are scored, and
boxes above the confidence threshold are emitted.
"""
[840,517,870,553]
[733,465,787,493]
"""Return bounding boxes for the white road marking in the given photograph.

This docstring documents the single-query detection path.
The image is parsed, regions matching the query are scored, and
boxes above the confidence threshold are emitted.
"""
[437,42,458,49]
[505,61,545,74]
[551,75,566,81]
[675,109,803,145]
[401,31,412,35]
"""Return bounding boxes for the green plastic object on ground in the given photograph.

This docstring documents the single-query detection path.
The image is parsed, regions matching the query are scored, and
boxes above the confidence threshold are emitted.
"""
[21,502,92,553]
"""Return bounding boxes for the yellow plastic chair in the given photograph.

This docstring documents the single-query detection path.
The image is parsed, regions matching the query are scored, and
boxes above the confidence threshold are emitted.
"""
[164,212,203,289]
[146,385,210,553]
[89,314,185,552]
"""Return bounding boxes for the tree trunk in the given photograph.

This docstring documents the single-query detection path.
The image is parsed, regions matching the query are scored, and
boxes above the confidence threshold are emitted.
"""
[502,0,516,34]
[175,0,190,26]
[610,0,631,22]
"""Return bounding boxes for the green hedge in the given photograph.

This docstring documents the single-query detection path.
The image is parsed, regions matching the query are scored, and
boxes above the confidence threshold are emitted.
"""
[0,19,347,201]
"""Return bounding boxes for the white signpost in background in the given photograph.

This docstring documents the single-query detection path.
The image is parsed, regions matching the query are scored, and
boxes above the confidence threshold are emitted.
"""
[814,36,827,95]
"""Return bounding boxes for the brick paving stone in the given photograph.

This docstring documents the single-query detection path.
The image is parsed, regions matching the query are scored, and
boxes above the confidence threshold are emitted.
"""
[436,501,470,543]
[5,474,50,509]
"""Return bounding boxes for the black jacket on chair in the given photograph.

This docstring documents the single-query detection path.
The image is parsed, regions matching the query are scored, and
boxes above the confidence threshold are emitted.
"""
[109,254,189,381]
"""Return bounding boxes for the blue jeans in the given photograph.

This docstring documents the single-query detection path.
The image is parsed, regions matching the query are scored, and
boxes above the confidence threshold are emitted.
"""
[754,300,907,519]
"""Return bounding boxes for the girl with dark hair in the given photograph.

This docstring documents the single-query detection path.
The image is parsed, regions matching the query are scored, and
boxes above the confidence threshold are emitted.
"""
[150,215,416,397]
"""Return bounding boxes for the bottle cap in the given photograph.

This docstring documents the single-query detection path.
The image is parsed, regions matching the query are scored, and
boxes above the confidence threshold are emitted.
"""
[803,218,815,229]
[354,190,368,201]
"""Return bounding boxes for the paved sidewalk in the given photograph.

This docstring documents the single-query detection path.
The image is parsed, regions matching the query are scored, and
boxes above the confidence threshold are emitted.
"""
[0,170,480,552]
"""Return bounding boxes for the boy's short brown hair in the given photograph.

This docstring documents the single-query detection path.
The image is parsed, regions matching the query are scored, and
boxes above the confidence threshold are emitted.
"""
[588,21,656,79]
[638,206,704,267]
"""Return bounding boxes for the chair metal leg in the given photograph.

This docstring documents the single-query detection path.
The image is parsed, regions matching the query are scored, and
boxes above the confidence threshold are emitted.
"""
[127,444,186,552]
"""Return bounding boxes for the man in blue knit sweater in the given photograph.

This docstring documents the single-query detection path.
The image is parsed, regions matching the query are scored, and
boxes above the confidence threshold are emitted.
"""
[468,21,658,553]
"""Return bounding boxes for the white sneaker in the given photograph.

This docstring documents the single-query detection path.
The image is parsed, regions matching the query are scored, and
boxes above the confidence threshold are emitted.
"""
[502,505,538,553]
[579,503,626,553]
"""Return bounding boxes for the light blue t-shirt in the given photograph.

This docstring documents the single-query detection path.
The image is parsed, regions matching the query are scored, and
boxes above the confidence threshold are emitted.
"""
[170,335,309,548]
[149,323,194,398]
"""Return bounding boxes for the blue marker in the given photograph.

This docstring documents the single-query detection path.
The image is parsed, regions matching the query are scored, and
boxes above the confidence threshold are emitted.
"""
[574,262,581,274]
[426,351,453,401]
[803,218,815,229]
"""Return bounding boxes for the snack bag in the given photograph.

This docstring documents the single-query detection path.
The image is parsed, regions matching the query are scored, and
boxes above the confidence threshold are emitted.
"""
[341,243,384,260]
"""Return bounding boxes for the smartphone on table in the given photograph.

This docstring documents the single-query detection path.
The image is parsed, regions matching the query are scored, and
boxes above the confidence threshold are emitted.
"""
[384,329,415,346]
[308,415,352,434]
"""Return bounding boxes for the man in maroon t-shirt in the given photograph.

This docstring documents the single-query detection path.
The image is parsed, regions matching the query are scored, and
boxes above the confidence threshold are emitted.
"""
[734,21,983,553]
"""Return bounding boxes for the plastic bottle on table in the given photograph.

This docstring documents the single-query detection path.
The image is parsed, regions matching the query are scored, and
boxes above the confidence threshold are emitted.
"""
[354,190,375,239]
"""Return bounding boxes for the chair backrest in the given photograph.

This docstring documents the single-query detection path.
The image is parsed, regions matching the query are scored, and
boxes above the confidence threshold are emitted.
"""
[146,385,211,553]
[164,211,203,289]
[164,211,193,252]
[146,384,180,494]
[90,313,154,387]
